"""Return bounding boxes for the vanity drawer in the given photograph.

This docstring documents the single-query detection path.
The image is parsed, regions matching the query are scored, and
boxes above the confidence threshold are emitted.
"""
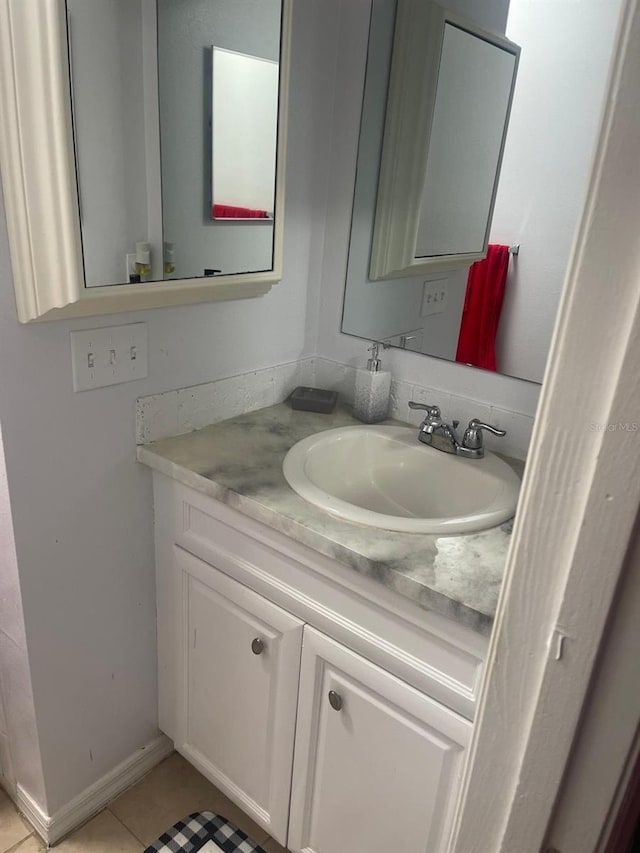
[154,475,488,721]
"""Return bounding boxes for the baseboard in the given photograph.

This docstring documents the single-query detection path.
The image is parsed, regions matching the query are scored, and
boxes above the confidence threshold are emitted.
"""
[14,786,50,846]
[16,733,174,846]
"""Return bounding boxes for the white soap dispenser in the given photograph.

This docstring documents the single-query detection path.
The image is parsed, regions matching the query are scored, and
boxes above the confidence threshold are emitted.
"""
[354,341,391,424]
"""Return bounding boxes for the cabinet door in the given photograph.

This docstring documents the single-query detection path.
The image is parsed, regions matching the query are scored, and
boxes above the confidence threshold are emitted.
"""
[289,627,472,853]
[174,548,303,844]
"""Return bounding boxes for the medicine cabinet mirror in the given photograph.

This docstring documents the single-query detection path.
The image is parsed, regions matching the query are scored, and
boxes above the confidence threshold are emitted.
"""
[0,0,290,322]
[370,0,519,280]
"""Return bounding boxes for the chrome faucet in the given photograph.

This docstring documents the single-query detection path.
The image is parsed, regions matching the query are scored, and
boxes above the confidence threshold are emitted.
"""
[408,402,459,453]
[408,402,506,459]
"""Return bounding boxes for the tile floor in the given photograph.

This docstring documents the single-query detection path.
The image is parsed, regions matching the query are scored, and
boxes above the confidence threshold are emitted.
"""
[0,753,287,853]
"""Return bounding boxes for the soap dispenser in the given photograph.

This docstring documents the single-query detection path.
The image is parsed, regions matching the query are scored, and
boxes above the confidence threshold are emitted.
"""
[354,342,391,424]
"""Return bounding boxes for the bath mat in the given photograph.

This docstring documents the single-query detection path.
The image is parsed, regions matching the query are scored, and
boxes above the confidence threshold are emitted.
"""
[144,812,268,853]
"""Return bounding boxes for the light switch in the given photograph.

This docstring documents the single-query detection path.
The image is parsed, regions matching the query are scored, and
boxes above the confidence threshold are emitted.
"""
[70,323,148,391]
[421,278,448,317]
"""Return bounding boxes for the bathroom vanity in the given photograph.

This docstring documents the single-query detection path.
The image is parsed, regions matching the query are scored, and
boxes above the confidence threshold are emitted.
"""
[139,403,519,852]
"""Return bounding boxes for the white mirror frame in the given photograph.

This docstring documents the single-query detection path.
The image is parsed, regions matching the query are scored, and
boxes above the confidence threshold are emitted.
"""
[0,0,291,323]
[369,0,519,281]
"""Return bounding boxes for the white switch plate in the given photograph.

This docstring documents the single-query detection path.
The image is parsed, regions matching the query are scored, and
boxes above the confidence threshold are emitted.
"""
[70,323,148,391]
[421,278,448,317]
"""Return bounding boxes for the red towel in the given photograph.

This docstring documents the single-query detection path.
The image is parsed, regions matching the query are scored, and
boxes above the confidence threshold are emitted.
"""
[455,244,510,372]
[213,203,269,219]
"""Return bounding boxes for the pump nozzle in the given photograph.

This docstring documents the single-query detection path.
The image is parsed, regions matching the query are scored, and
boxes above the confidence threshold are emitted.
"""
[366,341,389,372]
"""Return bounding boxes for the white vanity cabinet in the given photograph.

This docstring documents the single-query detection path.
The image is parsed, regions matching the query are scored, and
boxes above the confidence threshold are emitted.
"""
[289,628,471,853]
[152,473,487,851]
[174,548,303,843]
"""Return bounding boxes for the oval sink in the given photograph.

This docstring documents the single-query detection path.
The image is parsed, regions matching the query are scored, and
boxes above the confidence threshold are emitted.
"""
[283,425,520,534]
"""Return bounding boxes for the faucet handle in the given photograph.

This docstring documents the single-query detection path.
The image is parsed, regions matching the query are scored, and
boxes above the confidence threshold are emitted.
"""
[469,419,506,436]
[463,419,506,450]
[408,401,441,419]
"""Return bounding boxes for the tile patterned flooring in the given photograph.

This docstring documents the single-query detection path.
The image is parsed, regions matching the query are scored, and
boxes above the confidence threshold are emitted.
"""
[0,753,287,852]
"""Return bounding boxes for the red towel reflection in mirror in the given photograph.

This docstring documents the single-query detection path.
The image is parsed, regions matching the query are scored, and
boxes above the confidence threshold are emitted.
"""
[213,203,269,219]
[455,244,510,372]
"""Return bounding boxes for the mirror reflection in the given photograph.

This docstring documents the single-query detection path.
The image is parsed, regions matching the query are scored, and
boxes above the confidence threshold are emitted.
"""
[370,2,519,281]
[66,0,282,288]
[343,0,620,383]
[414,22,516,259]
[210,47,278,222]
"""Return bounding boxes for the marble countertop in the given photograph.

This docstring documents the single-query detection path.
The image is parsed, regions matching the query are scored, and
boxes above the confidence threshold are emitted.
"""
[137,403,523,635]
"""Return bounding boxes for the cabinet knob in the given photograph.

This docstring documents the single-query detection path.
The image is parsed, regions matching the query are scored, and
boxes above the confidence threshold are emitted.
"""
[328,689,343,711]
[251,637,265,655]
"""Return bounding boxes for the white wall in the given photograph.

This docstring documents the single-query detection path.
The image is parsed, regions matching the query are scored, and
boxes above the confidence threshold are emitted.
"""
[545,520,640,852]
[316,0,541,419]
[158,0,281,279]
[491,0,624,382]
[0,424,46,804]
[0,0,333,815]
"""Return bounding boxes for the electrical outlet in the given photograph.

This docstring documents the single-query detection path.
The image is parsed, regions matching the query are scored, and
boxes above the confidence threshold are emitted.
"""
[421,278,448,317]
[70,323,148,391]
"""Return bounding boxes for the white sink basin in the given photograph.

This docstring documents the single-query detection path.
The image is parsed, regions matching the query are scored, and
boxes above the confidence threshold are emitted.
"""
[283,425,520,534]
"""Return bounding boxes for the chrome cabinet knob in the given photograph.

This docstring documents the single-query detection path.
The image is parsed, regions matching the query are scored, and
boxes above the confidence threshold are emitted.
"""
[251,637,265,655]
[328,689,343,711]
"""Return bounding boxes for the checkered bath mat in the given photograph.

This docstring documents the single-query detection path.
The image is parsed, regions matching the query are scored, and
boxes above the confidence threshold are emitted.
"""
[144,812,268,853]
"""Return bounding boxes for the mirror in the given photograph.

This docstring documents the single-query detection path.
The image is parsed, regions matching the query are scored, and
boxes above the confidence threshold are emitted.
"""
[343,0,620,383]
[66,0,283,287]
[370,1,519,279]
[0,0,290,321]
[413,23,517,259]
[210,47,279,222]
